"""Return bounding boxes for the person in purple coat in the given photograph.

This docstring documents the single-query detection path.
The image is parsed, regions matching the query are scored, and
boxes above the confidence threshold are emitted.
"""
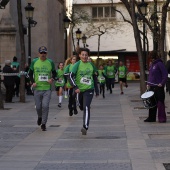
[144,51,168,123]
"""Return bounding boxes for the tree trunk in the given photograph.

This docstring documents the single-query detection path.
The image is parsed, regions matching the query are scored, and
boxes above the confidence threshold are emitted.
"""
[159,2,169,63]
[96,35,101,67]
[17,0,26,102]
[0,82,4,109]
[130,0,145,94]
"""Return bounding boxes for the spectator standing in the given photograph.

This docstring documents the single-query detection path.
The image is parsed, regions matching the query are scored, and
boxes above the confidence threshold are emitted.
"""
[3,60,16,103]
[11,56,20,97]
[144,51,168,123]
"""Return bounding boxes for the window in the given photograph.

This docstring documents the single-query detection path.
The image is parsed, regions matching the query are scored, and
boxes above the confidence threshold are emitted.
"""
[92,6,116,20]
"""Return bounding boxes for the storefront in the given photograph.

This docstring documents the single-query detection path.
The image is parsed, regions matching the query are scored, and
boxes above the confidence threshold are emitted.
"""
[90,50,140,81]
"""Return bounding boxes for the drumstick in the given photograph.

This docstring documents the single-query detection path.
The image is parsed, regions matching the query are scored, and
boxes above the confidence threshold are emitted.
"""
[145,81,158,86]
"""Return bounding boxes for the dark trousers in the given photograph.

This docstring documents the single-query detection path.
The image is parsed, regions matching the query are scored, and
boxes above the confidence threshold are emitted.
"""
[68,88,77,111]
[78,89,94,129]
[4,84,14,102]
[148,86,166,122]
[99,83,105,98]
[166,78,170,95]
[14,77,20,96]
[108,78,115,93]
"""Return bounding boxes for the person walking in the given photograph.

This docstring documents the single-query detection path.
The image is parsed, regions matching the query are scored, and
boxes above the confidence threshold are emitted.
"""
[69,48,99,135]
[104,60,117,94]
[144,51,168,123]
[98,64,106,98]
[64,56,78,116]
[11,56,20,97]
[55,62,65,108]
[3,60,16,103]
[118,61,128,95]
[29,46,56,131]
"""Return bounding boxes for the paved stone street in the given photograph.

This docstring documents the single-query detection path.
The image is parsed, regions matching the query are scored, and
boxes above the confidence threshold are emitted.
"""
[0,82,170,170]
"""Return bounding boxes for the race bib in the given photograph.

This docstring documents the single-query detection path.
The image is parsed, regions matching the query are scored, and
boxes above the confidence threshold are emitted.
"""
[57,79,64,84]
[119,71,124,76]
[99,76,105,81]
[80,77,91,85]
[108,72,113,76]
[38,74,48,81]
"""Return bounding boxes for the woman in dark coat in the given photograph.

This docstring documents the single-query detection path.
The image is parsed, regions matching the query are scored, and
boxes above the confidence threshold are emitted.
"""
[3,60,16,103]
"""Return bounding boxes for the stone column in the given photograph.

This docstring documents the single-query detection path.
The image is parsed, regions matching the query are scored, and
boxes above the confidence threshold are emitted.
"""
[0,2,16,66]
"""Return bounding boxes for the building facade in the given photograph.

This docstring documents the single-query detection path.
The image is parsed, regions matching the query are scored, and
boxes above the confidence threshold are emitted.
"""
[0,0,72,66]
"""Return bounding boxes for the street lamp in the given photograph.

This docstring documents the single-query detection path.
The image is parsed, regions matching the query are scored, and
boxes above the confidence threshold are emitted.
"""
[138,0,148,77]
[76,28,82,46]
[63,15,71,60]
[82,34,87,48]
[25,3,34,66]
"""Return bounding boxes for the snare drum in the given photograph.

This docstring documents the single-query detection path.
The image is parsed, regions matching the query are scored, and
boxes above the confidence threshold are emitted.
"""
[141,91,157,109]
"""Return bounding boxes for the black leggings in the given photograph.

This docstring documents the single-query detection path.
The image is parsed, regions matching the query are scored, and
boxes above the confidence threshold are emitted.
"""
[68,88,77,111]
[78,89,94,129]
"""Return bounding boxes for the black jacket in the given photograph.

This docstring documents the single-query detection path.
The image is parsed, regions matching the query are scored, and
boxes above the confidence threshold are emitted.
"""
[3,65,15,85]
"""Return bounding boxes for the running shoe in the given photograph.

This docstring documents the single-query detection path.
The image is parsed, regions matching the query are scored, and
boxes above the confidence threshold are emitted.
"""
[74,109,78,115]
[41,124,46,131]
[125,84,128,88]
[69,110,73,116]
[58,103,61,108]
[37,117,42,126]
[81,127,87,135]
[64,95,68,99]
[121,92,124,95]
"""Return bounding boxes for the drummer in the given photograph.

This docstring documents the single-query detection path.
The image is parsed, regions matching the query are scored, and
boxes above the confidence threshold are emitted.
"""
[144,51,168,123]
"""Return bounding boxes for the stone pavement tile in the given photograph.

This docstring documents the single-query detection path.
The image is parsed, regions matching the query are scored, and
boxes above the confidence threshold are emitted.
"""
[146,139,170,147]
[59,131,127,139]
[132,162,156,170]
[41,149,129,161]
[127,139,148,149]
[0,161,38,170]
[52,139,128,149]
[34,162,132,170]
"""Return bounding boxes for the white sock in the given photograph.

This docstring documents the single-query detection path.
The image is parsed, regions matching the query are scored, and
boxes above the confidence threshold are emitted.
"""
[64,91,67,96]
[59,96,63,103]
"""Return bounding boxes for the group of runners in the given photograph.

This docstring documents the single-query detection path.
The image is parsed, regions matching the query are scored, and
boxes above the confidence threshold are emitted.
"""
[29,46,128,134]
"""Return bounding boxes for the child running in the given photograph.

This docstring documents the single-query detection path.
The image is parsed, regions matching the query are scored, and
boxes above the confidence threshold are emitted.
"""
[64,56,78,116]
[69,48,99,135]
[98,65,106,98]
[55,62,65,108]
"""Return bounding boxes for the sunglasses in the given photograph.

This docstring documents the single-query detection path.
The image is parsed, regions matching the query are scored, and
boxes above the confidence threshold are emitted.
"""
[40,52,47,54]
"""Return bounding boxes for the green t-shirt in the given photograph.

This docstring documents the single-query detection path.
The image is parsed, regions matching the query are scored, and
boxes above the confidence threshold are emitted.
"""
[55,69,65,87]
[119,66,127,78]
[71,60,95,92]
[105,65,116,78]
[98,69,106,83]
[30,58,55,90]
[64,64,74,88]
[11,61,19,69]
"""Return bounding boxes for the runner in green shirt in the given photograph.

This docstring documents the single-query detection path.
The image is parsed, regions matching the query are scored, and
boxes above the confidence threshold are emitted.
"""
[64,56,78,116]
[98,65,106,98]
[55,62,65,108]
[105,60,117,94]
[118,61,128,94]
[29,46,56,131]
[69,48,99,135]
